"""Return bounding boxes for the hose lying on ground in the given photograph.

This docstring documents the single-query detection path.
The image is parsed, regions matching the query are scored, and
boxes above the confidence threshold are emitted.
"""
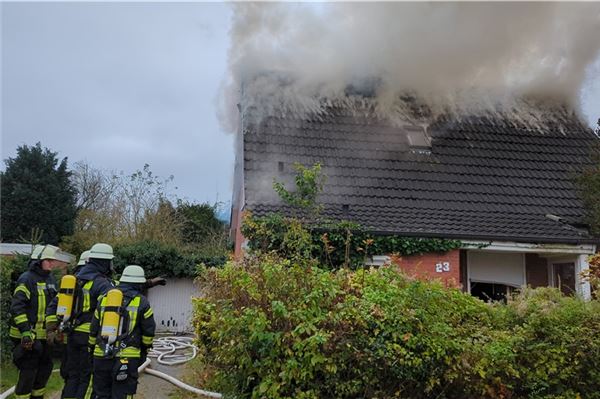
[144,335,222,399]
[148,336,197,366]
[144,367,222,398]
[1,337,221,399]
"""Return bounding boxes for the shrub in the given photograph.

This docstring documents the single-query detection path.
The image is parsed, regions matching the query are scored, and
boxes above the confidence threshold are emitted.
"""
[193,256,600,399]
[1,255,29,362]
[113,240,226,278]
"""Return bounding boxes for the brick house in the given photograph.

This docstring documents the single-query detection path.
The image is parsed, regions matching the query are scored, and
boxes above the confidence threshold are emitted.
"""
[231,102,599,300]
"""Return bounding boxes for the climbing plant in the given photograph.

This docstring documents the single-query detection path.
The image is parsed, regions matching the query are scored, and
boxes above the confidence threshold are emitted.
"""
[243,163,462,269]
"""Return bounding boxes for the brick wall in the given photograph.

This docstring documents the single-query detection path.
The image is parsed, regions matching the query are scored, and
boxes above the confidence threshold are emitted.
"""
[390,249,461,288]
[231,208,245,259]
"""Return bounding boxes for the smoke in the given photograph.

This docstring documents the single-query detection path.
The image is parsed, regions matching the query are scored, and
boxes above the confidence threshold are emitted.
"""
[219,2,600,132]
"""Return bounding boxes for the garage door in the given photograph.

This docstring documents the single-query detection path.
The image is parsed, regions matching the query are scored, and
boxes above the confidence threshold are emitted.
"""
[469,251,525,287]
[146,278,201,333]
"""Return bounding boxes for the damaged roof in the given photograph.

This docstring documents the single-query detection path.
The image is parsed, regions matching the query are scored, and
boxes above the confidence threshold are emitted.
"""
[241,105,599,244]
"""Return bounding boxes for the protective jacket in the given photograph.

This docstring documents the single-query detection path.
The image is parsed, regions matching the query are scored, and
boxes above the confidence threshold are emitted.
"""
[89,283,155,359]
[10,260,57,340]
[47,259,114,334]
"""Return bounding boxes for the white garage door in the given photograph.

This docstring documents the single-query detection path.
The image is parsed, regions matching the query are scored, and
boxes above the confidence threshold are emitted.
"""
[469,251,525,287]
[146,278,201,333]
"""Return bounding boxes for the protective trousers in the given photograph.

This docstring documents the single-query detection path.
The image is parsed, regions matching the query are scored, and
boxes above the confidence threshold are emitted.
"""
[93,357,140,399]
[11,339,53,399]
[61,332,93,399]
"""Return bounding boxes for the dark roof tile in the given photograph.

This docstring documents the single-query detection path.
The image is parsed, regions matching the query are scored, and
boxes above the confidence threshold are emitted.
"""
[242,105,598,243]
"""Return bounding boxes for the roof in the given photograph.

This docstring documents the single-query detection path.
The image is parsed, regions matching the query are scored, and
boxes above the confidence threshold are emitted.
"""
[241,103,599,244]
[0,243,76,263]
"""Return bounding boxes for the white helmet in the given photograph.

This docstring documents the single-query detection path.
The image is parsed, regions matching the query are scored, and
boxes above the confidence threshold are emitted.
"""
[89,243,114,260]
[38,245,63,261]
[77,250,91,266]
[30,244,45,259]
[120,265,146,284]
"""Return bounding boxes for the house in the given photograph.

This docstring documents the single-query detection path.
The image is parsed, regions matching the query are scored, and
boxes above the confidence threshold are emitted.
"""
[231,100,599,300]
[1,243,75,264]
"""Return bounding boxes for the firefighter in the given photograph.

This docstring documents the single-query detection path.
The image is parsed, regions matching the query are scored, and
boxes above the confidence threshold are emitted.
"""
[46,245,166,399]
[47,249,92,383]
[9,244,65,399]
[89,265,156,399]
[51,243,116,399]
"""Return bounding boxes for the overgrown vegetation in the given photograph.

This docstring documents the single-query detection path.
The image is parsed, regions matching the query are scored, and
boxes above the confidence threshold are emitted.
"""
[190,162,600,398]
[194,258,600,399]
[577,144,600,236]
[243,163,461,269]
[0,255,29,362]
[113,240,226,278]
[61,161,230,276]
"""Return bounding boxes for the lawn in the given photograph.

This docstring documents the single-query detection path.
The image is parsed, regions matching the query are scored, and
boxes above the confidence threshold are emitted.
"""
[0,362,63,397]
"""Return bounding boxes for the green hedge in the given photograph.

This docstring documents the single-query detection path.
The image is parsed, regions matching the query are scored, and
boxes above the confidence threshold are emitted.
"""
[1,255,29,362]
[193,256,600,399]
[113,240,226,278]
[242,213,462,269]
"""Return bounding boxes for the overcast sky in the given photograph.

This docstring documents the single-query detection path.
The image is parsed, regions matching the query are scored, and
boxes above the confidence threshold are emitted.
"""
[2,2,233,206]
[2,2,599,208]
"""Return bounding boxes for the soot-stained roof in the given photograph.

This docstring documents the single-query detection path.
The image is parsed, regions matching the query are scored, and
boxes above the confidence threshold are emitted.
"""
[241,105,599,244]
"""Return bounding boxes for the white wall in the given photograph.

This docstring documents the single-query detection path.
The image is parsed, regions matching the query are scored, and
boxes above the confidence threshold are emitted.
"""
[468,251,525,287]
[146,278,200,333]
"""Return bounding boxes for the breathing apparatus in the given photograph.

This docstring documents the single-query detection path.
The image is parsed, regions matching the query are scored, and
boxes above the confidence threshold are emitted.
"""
[56,274,77,332]
[101,288,124,356]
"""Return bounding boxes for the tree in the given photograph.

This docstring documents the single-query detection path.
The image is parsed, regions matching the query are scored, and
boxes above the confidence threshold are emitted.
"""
[62,163,179,253]
[1,143,77,244]
[577,143,600,236]
[176,201,225,243]
[176,201,229,257]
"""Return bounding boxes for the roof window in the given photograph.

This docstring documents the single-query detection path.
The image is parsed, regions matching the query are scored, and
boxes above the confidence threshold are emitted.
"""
[405,125,431,154]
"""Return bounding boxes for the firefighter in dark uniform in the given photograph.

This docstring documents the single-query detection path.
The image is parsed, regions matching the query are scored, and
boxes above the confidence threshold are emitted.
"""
[9,244,65,399]
[47,243,116,399]
[46,250,91,384]
[89,265,156,399]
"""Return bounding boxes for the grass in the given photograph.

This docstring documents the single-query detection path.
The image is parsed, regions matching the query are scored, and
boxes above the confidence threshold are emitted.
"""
[0,361,64,397]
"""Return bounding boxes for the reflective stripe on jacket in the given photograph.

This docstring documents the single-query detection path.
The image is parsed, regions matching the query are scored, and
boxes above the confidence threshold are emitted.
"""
[89,286,155,359]
[10,261,57,340]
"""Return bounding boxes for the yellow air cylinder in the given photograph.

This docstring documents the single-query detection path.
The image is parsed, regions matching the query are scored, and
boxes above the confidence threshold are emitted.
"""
[101,289,123,345]
[56,275,77,321]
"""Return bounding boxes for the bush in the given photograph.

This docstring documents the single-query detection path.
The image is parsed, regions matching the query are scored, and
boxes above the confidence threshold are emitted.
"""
[1,255,29,362]
[113,240,226,278]
[193,256,600,399]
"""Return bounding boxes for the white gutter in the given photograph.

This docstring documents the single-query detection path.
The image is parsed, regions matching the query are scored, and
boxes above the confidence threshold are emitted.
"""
[462,240,596,255]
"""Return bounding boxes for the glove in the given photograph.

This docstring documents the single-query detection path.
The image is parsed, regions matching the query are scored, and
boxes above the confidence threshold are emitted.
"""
[46,321,58,345]
[21,331,34,350]
[146,277,167,288]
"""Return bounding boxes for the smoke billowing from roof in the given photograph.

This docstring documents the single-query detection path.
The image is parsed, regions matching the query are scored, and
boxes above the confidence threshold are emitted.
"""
[219,2,600,132]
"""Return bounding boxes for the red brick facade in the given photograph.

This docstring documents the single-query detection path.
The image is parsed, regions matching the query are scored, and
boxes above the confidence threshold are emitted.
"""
[389,249,461,288]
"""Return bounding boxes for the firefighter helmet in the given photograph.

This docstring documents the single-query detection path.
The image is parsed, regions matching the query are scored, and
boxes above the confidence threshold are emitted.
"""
[77,250,91,266]
[119,265,146,283]
[89,243,114,260]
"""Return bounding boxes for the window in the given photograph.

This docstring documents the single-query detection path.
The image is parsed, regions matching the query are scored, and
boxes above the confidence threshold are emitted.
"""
[405,125,431,153]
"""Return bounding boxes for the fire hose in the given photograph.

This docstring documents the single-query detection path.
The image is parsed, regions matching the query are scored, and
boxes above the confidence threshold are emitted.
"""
[0,337,222,399]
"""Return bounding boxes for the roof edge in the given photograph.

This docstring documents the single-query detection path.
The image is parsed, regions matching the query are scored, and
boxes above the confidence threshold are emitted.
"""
[364,230,600,245]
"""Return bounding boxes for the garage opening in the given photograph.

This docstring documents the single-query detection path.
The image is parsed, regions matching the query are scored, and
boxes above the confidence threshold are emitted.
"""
[468,251,524,302]
[470,282,516,302]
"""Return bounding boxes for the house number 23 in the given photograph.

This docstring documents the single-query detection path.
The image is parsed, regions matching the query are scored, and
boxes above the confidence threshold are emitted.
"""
[435,262,450,273]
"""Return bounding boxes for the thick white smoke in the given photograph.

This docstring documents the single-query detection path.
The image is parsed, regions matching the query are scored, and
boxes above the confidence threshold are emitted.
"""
[219,2,600,132]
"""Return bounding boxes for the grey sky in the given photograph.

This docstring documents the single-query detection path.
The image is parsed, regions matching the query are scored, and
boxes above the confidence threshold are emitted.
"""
[2,3,599,210]
[2,2,233,205]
